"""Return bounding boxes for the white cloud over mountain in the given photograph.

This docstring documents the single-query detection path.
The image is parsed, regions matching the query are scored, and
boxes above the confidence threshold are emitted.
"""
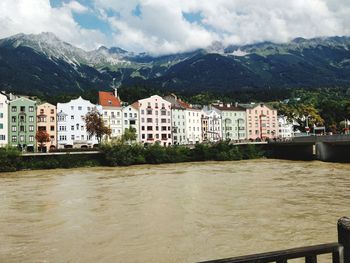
[1,0,350,54]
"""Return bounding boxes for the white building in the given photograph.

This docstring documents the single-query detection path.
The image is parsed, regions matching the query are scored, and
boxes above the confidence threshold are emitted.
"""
[122,104,140,142]
[212,103,247,141]
[278,115,298,139]
[0,92,9,147]
[57,97,102,149]
[164,94,202,145]
[98,90,123,140]
[202,106,222,142]
[185,108,202,144]
[135,95,172,146]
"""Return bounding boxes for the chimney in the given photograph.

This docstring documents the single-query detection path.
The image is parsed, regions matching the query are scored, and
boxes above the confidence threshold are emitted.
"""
[113,88,118,98]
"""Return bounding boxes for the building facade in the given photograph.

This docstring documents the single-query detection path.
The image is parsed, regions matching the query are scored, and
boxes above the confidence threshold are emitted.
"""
[278,116,299,139]
[241,103,278,140]
[0,92,9,147]
[57,97,102,149]
[201,107,222,142]
[37,103,57,151]
[122,104,140,142]
[186,108,202,144]
[212,103,247,141]
[137,95,172,146]
[98,90,123,140]
[163,94,188,145]
[8,97,37,152]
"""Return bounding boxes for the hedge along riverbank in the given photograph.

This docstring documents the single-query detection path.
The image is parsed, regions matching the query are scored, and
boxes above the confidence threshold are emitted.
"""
[100,141,266,166]
[0,148,105,172]
[0,142,266,172]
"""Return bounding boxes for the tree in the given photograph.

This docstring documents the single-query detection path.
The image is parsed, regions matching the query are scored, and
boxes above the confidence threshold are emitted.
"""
[84,110,111,144]
[36,130,50,152]
[121,127,137,143]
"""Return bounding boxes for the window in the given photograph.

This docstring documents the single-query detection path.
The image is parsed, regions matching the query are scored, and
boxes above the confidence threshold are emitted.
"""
[11,106,16,112]
[71,115,74,120]
[0,135,5,141]
[50,109,54,114]
[29,106,34,112]
[78,106,82,111]
[104,111,107,116]
[141,110,145,115]
[71,106,74,110]
[147,109,152,115]
[71,135,75,140]
[12,116,16,123]
[76,124,79,130]
[124,113,127,117]
[29,125,34,132]
[20,126,25,132]
[29,135,34,142]
[147,126,152,131]
[147,118,152,123]
[20,135,24,142]
[0,103,3,108]
[50,117,55,122]
[0,123,3,129]
[81,135,84,140]
[50,126,55,131]
[0,113,3,118]
[12,136,17,142]
[71,125,74,131]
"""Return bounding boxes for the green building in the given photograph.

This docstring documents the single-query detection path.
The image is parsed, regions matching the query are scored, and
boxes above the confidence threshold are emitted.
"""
[8,97,37,152]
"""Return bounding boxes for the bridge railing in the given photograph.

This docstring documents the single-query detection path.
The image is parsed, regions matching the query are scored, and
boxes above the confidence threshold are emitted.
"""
[199,217,350,263]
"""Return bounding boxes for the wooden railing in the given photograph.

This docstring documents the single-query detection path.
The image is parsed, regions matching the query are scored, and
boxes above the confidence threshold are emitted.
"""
[199,217,350,263]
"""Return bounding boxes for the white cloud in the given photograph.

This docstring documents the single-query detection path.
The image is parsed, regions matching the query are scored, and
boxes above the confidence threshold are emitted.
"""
[93,0,350,54]
[64,1,89,14]
[1,0,350,54]
[0,0,107,50]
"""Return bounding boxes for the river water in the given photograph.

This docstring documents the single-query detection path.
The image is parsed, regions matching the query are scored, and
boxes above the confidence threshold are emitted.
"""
[1,159,350,263]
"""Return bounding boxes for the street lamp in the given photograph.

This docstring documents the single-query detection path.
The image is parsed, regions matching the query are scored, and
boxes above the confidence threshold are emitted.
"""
[305,115,310,136]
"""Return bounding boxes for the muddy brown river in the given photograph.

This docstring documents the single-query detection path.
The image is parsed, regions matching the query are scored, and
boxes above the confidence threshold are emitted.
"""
[1,159,350,262]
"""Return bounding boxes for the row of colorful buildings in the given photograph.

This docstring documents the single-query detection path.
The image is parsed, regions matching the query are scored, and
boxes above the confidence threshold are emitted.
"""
[0,90,294,151]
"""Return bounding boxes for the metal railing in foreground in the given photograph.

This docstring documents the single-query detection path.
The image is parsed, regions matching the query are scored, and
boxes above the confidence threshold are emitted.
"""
[199,217,350,263]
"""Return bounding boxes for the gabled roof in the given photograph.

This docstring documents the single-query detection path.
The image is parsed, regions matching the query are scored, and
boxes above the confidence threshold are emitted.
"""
[212,103,245,111]
[98,91,121,107]
[239,102,275,111]
[163,93,192,110]
[131,101,140,109]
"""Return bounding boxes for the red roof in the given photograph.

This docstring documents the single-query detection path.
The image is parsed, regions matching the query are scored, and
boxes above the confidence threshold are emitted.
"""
[98,91,121,107]
[177,99,191,109]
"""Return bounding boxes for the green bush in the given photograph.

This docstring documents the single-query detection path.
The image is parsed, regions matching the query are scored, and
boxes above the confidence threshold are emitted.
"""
[0,147,21,172]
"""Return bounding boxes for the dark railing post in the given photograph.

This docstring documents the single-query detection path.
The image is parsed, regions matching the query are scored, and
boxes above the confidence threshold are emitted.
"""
[338,217,350,263]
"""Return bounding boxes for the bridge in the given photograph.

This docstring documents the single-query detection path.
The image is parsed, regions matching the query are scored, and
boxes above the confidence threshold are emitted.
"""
[268,134,350,162]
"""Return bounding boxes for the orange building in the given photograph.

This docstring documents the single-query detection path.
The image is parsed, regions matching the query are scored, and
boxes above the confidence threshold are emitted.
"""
[37,102,57,151]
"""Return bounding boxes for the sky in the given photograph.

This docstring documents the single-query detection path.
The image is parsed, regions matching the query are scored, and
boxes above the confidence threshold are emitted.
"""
[0,0,350,55]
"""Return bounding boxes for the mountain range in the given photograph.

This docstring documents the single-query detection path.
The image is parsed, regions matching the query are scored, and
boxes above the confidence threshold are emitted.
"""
[0,32,350,97]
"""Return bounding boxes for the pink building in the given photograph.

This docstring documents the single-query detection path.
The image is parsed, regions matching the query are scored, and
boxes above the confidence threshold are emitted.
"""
[37,102,57,151]
[240,103,278,140]
[133,95,172,146]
